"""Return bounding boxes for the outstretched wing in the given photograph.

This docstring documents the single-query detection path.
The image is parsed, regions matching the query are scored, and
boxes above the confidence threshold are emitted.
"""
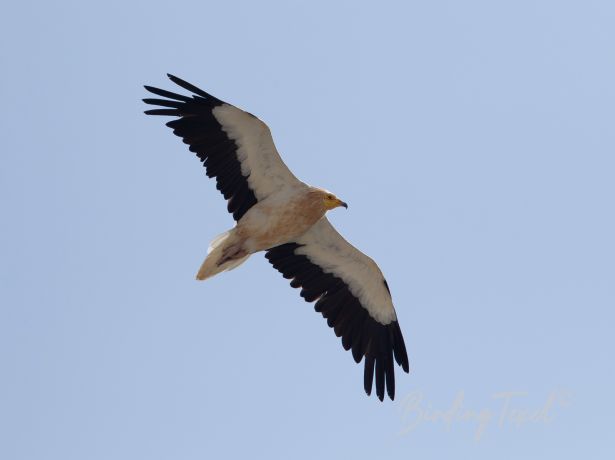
[265,217,410,401]
[143,74,301,221]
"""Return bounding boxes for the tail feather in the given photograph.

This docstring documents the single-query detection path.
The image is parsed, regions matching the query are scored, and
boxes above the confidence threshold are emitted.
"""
[196,230,250,281]
[208,230,231,254]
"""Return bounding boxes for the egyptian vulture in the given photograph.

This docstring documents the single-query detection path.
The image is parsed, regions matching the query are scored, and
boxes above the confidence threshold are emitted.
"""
[143,74,410,401]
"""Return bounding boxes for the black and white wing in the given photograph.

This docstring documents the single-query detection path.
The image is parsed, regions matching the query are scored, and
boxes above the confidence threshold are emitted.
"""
[143,74,301,221]
[265,218,410,401]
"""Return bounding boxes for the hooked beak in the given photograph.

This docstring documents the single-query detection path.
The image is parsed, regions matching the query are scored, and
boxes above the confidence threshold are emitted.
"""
[339,200,348,209]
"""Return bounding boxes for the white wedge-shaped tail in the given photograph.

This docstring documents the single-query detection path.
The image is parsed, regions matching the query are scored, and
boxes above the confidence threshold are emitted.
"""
[196,230,250,281]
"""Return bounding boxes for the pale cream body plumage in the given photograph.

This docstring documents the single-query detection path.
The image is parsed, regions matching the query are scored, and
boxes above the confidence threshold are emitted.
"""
[238,187,327,252]
[144,75,409,401]
[197,186,339,280]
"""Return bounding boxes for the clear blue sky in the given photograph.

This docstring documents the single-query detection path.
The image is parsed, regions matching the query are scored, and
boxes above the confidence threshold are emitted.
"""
[1,1,614,458]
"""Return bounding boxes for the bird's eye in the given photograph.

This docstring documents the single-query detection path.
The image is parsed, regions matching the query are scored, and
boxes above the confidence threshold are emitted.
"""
[327,194,333,200]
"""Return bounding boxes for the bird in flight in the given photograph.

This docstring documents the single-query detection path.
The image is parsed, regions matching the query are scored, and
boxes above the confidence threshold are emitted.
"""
[143,74,409,401]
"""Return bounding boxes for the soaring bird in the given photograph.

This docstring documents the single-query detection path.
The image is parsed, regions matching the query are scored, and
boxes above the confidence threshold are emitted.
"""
[143,75,410,401]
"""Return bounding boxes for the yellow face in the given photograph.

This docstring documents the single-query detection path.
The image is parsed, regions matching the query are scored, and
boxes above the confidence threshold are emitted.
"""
[323,192,348,211]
